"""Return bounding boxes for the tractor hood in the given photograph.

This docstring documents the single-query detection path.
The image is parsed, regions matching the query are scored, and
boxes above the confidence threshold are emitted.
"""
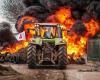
[30,37,65,45]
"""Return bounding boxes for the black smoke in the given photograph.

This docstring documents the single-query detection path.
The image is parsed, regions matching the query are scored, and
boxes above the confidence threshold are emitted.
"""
[71,20,87,36]
[22,0,100,21]
[15,0,100,34]
[0,22,16,48]
[23,6,49,21]
[87,1,100,21]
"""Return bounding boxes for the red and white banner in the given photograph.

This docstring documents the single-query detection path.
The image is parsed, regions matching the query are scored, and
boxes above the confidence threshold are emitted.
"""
[15,31,26,41]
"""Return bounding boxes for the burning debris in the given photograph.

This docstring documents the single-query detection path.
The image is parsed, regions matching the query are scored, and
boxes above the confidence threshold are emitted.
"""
[0,22,28,54]
[13,0,100,61]
[0,22,16,49]
[0,0,100,63]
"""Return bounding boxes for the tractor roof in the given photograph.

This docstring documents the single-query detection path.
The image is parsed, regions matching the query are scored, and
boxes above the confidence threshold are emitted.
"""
[35,23,60,26]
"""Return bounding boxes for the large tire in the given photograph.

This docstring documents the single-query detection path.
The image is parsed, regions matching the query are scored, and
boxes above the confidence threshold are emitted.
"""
[58,45,67,69]
[27,43,36,68]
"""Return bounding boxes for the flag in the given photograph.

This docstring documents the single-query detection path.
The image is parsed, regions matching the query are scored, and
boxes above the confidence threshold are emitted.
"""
[15,31,26,41]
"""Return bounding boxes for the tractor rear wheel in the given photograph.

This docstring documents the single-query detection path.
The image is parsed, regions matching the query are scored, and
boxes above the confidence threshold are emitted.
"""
[27,43,36,68]
[58,45,67,69]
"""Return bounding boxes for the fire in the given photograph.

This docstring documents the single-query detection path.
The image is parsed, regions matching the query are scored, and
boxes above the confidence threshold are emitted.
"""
[1,7,100,60]
[24,22,36,40]
[47,7,99,59]
[16,16,35,32]
[47,7,87,59]
[84,19,99,37]
[67,36,87,56]
[1,16,36,54]
[47,7,75,29]
[62,28,87,59]
[1,41,28,54]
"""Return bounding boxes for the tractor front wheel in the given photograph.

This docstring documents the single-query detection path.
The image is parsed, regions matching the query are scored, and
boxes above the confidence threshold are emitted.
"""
[58,45,67,69]
[27,43,36,68]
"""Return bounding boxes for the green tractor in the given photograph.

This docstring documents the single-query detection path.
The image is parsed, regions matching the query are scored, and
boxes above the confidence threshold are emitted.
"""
[27,23,67,69]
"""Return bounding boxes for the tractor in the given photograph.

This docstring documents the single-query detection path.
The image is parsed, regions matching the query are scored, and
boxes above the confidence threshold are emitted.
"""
[27,23,67,69]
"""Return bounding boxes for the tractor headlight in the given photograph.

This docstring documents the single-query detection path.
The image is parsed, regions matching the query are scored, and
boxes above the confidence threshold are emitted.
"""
[35,24,39,27]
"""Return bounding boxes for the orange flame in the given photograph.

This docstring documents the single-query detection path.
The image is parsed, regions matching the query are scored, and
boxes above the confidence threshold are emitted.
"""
[1,16,35,54]
[47,7,75,29]
[1,41,28,54]
[84,19,99,37]
[1,7,100,60]
[47,7,99,59]
[17,16,35,32]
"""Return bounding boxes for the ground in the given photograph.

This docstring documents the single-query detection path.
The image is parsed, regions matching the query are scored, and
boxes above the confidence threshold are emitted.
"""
[0,62,100,80]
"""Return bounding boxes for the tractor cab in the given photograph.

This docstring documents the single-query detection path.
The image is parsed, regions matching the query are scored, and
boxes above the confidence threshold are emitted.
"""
[34,23,62,39]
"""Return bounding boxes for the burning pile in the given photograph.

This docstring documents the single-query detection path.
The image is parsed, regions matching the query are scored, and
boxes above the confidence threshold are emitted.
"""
[0,22,28,54]
[46,7,99,60]
[0,22,17,53]
[1,0,100,61]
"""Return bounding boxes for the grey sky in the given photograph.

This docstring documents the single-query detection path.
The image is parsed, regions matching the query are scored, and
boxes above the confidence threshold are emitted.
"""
[0,0,17,33]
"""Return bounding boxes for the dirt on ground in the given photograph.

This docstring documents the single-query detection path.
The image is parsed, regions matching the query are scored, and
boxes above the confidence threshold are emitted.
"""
[0,64,67,80]
[0,63,100,80]
[0,64,35,80]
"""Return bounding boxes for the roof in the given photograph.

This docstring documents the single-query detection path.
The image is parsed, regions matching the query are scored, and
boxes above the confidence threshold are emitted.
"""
[35,23,60,26]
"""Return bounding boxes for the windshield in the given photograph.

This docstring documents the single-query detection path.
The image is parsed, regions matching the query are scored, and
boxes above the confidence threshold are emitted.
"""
[39,26,58,38]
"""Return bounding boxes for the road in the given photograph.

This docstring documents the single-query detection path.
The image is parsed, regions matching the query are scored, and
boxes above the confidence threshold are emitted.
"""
[1,63,100,80]
[2,63,67,80]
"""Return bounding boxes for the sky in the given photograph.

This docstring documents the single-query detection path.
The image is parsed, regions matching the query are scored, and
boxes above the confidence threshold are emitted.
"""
[0,0,17,33]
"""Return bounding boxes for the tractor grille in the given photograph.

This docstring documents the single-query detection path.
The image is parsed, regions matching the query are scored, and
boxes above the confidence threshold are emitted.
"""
[42,42,54,61]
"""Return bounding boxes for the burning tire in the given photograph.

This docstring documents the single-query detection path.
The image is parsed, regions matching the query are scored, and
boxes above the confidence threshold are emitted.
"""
[9,48,27,64]
[14,55,20,64]
[58,45,67,69]
[27,43,36,68]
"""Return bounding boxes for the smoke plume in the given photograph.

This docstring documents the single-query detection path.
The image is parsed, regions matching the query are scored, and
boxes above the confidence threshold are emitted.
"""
[15,0,100,36]
[21,0,100,21]
[0,22,16,48]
